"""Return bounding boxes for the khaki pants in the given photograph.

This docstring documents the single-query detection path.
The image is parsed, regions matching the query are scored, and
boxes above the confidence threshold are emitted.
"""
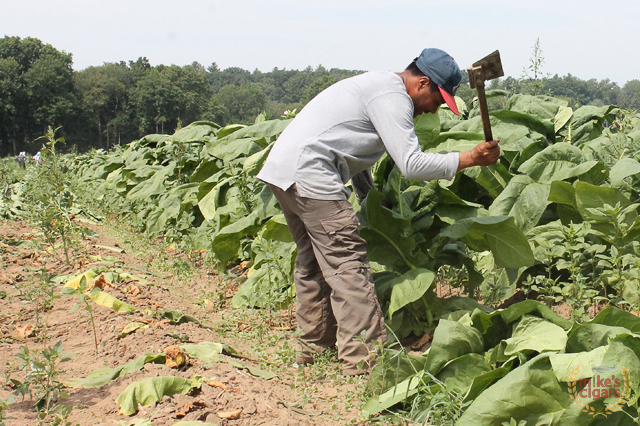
[268,184,387,374]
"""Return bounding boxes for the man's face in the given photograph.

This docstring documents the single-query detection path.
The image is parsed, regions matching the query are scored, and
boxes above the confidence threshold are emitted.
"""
[411,77,445,117]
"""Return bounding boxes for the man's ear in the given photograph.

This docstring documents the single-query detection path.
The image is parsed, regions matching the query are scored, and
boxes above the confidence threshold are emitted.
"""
[418,76,431,90]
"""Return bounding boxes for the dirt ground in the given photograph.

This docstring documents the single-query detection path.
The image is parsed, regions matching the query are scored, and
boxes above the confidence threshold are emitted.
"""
[0,218,372,426]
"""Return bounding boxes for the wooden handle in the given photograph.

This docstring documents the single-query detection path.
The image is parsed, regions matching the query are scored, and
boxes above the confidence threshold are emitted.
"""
[475,79,493,142]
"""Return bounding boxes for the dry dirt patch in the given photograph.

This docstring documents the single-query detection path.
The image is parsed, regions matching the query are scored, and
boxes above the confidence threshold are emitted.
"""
[0,218,368,426]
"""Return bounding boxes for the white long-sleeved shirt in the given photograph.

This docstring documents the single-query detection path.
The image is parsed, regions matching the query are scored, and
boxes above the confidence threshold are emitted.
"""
[257,71,459,200]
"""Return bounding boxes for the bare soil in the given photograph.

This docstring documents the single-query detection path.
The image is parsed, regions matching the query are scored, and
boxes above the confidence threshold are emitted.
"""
[0,218,369,426]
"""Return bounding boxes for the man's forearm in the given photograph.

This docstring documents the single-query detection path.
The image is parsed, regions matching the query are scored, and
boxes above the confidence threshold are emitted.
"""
[457,140,500,172]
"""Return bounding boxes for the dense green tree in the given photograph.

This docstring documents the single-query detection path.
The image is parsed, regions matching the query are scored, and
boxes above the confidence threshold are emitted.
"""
[0,36,78,156]
[215,84,266,124]
[133,64,213,134]
[621,80,640,110]
[75,63,130,149]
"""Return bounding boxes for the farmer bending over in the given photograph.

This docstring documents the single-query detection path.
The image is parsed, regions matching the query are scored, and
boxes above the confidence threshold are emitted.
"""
[257,48,500,375]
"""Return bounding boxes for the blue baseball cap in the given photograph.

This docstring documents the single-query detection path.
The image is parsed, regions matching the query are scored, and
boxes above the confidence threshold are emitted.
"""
[414,48,462,115]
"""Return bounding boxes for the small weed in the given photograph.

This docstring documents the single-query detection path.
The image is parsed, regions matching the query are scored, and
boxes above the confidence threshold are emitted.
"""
[11,341,75,422]
[61,276,99,355]
[20,269,59,335]
[0,395,16,426]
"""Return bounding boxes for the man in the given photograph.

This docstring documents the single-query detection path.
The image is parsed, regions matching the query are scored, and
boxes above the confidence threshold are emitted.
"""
[257,48,500,375]
[16,151,27,169]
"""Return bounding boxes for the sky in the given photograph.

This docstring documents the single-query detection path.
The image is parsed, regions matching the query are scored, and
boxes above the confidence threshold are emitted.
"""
[2,0,639,85]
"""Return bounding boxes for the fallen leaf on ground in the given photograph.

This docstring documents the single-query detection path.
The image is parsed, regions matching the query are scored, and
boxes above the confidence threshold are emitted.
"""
[217,410,242,419]
[128,285,140,296]
[204,299,215,312]
[16,324,34,339]
[87,274,114,291]
[117,322,149,339]
[175,400,206,418]
[115,376,198,416]
[206,380,228,390]
[163,345,187,368]
[95,244,125,253]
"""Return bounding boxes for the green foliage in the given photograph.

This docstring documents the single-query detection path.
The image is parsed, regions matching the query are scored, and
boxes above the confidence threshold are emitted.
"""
[7,79,640,424]
[365,302,640,425]
[65,353,165,389]
[11,341,75,422]
[61,275,99,355]
[26,126,90,265]
[0,36,77,156]
[115,376,202,416]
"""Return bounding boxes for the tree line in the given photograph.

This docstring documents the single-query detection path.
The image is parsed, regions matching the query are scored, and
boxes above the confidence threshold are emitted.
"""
[1,35,639,156]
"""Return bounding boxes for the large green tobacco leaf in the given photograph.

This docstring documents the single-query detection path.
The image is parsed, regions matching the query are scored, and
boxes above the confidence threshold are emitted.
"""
[178,342,238,363]
[258,214,293,242]
[463,364,512,402]
[413,110,440,150]
[555,106,574,134]
[426,131,484,153]
[610,158,640,188]
[456,354,577,426]
[589,306,640,333]
[207,137,263,163]
[566,323,632,353]
[362,372,426,418]
[436,353,492,392]
[370,349,428,396]
[488,175,550,232]
[439,216,534,269]
[451,110,554,152]
[66,353,165,388]
[566,105,618,145]
[214,118,291,144]
[471,162,512,198]
[386,268,435,318]
[147,183,200,235]
[503,316,568,356]
[574,181,634,223]
[499,300,573,330]
[470,300,572,350]
[550,346,608,382]
[168,121,219,143]
[116,376,199,416]
[517,143,601,183]
[548,181,584,224]
[197,176,233,221]
[216,123,246,139]
[243,142,274,176]
[126,167,174,201]
[359,189,418,271]
[179,342,276,380]
[189,158,221,183]
[507,94,569,121]
[425,319,484,375]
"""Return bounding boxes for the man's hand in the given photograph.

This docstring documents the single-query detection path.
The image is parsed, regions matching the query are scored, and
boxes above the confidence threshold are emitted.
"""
[457,139,500,171]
